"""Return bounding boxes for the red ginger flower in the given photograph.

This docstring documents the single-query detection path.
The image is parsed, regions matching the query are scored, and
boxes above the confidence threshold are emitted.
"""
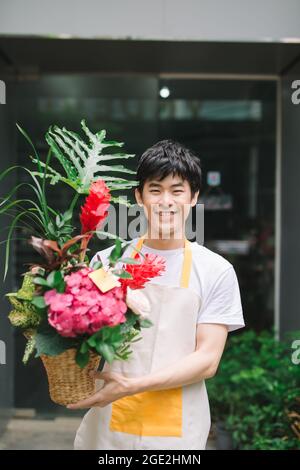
[80,179,111,235]
[120,252,166,291]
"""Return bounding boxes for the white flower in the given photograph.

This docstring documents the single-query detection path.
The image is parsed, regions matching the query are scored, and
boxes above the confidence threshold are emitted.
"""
[126,287,151,320]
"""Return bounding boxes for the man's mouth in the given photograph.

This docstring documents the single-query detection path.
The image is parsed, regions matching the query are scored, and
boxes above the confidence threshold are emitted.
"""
[155,211,177,215]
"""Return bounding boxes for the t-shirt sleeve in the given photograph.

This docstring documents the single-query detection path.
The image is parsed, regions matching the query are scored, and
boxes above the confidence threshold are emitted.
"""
[89,252,103,269]
[89,245,114,269]
[89,240,133,269]
[197,266,245,332]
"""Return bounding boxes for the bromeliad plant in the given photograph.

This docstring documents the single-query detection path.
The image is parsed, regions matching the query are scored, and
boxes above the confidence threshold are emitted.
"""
[1,120,166,373]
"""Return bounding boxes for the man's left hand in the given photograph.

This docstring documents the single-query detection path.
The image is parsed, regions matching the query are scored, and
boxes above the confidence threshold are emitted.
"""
[66,371,138,410]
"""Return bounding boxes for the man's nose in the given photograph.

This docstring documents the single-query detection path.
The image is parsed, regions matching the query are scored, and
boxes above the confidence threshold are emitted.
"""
[159,191,174,206]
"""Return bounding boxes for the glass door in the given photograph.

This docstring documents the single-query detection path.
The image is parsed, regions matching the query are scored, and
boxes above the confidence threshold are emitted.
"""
[158,78,276,332]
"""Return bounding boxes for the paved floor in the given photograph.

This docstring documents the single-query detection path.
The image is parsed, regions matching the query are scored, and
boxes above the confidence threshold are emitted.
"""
[0,417,216,450]
[0,417,82,450]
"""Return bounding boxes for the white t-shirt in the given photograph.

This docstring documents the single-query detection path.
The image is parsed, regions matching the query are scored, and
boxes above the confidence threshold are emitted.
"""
[90,238,245,333]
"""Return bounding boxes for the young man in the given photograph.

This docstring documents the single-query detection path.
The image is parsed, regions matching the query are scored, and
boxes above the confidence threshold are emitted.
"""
[72,139,245,450]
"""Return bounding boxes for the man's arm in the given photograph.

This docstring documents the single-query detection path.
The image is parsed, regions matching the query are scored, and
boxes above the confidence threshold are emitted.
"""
[67,323,228,409]
[133,323,228,393]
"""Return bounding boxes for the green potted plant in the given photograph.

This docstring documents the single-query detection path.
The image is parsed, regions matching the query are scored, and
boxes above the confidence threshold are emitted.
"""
[207,330,300,450]
[1,120,166,406]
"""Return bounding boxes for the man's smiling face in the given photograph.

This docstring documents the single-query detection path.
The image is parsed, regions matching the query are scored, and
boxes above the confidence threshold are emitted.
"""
[135,173,199,239]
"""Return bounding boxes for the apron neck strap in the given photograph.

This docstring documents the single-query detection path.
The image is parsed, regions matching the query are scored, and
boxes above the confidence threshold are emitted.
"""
[181,238,192,289]
[130,235,192,289]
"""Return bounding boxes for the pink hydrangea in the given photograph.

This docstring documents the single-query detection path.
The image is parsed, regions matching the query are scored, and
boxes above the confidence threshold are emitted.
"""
[44,267,127,337]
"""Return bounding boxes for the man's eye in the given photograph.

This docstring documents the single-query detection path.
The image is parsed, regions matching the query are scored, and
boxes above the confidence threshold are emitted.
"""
[174,190,183,194]
[150,190,160,193]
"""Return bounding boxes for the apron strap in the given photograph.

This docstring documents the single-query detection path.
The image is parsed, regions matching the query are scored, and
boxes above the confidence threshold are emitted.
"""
[129,234,192,289]
[180,239,192,289]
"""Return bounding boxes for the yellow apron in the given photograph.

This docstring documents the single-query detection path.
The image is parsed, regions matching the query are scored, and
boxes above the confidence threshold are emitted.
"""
[74,236,211,450]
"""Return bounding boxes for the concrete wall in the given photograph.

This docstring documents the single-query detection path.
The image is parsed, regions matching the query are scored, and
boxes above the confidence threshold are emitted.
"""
[0,83,16,434]
[280,61,300,335]
[0,0,300,42]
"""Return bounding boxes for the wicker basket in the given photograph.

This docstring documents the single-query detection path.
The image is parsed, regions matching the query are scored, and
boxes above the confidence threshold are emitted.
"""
[40,348,101,406]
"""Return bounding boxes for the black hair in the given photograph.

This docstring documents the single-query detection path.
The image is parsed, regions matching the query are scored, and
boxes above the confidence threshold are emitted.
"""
[136,139,202,198]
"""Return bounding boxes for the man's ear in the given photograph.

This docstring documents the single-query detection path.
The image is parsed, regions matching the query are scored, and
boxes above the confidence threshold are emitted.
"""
[135,187,143,206]
[191,190,200,207]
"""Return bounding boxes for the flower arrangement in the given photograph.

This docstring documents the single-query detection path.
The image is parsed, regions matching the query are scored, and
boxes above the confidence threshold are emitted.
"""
[1,120,166,405]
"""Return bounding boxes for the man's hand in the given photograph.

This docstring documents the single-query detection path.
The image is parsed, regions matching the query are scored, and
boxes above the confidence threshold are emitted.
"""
[66,370,138,410]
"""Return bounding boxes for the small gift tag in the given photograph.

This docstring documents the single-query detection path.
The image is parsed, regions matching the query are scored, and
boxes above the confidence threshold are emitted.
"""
[88,268,120,293]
